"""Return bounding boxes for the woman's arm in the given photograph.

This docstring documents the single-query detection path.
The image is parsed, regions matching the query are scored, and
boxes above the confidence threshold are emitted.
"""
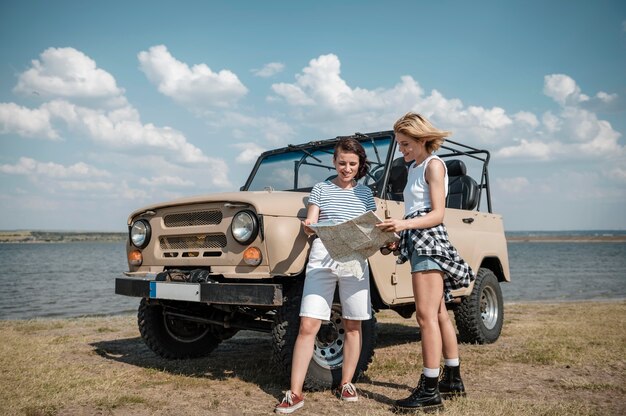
[302,204,320,236]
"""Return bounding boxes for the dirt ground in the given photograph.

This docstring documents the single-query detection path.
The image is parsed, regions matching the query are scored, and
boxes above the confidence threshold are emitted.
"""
[1,301,625,416]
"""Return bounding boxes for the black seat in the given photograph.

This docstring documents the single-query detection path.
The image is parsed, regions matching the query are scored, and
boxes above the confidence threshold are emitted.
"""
[386,157,409,201]
[445,159,479,210]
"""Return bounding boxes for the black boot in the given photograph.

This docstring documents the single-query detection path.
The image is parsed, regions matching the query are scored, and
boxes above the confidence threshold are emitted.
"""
[438,365,466,399]
[393,374,443,413]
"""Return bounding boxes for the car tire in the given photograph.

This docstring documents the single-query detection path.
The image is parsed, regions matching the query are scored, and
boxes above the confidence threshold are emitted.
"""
[454,267,504,344]
[138,298,223,359]
[271,280,377,390]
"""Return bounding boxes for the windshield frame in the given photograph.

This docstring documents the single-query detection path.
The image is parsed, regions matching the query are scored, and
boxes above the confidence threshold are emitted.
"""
[241,131,396,197]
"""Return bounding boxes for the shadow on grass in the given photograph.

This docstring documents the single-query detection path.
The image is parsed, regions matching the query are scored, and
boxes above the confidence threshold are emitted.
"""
[375,322,421,347]
[91,331,284,397]
[90,321,421,402]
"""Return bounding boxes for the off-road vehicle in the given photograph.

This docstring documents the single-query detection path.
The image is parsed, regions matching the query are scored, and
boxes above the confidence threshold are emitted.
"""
[115,131,510,389]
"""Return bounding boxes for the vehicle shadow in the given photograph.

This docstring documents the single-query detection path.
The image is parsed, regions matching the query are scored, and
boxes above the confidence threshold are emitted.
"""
[91,330,285,398]
[90,321,422,401]
[375,322,421,347]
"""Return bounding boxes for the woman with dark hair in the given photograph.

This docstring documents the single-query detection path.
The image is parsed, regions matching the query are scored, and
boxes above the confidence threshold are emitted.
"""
[275,138,375,414]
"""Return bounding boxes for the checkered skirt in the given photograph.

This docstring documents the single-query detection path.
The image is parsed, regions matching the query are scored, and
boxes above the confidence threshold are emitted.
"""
[397,209,475,301]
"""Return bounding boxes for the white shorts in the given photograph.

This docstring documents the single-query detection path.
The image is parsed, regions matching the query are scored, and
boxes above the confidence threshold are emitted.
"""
[299,238,371,321]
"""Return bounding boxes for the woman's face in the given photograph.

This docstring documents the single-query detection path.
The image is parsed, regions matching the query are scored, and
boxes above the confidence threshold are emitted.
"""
[395,131,423,162]
[333,149,360,185]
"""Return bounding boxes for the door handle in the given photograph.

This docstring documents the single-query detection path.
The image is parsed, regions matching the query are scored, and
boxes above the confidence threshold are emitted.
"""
[462,217,474,224]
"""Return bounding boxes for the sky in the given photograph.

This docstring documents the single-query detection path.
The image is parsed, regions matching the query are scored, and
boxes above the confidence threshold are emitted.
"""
[0,0,625,232]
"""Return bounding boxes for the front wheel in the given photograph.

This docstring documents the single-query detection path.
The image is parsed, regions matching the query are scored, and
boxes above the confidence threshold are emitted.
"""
[454,268,504,344]
[138,299,226,359]
[272,283,377,390]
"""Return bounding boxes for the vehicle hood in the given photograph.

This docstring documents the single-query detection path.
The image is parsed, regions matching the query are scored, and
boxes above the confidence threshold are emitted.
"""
[127,190,309,225]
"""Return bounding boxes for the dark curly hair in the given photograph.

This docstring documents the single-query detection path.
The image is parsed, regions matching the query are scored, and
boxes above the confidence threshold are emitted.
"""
[333,137,370,180]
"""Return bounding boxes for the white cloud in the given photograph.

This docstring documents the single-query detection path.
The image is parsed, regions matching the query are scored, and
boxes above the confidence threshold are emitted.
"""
[495,139,553,160]
[57,181,115,191]
[467,106,512,129]
[252,62,285,77]
[0,102,59,139]
[139,175,195,187]
[495,177,530,194]
[513,111,539,128]
[233,142,266,164]
[0,157,110,178]
[138,45,248,111]
[269,54,520,139]
[543,74,588,106]
[596,91,617,103]
[13,47,126,107]
[0,99,210,164]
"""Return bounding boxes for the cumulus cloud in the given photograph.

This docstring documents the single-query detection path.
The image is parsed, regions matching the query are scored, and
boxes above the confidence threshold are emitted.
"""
[543,74,589,106]
[139,175,195,187]
[0,157,110,178]
[495,139,554,160]
[1,99,210,164]
[495,177,530,194]
[13,47,127,107]
[138,45,248,111]
[496,74,623,161]
[232,142,266,164]
[252,62,285,77]
[0,102,59,139]
[269,54,520,139]
[513,111,540,128]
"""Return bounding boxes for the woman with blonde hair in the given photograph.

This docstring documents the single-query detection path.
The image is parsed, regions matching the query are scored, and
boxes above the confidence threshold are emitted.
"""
[377,112,474,413]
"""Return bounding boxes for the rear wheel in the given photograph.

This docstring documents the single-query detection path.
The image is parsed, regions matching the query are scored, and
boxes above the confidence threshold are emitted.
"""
[454,268,504,344]
[138,299,234,359]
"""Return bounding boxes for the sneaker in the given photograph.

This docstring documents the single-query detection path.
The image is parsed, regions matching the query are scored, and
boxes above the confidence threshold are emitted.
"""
[274,390,304,414]
[339,382,358,402]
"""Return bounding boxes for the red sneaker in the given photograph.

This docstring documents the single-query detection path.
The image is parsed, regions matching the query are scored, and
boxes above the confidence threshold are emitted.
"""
[274,390,304,414]
[339,383,358,402]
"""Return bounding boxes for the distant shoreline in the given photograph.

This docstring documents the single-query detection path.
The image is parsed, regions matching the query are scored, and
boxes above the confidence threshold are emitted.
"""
[1,230,625,244]
[506,235,626,243]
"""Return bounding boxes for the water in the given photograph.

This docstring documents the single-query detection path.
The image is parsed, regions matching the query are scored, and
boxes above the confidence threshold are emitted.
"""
[0,242,137,320]
[0,240,625,320]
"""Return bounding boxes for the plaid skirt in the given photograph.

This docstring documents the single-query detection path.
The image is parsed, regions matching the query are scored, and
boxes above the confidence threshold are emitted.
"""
[397,209,475,301]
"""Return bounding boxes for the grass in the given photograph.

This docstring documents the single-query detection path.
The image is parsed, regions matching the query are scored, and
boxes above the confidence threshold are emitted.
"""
[0,301,624,415]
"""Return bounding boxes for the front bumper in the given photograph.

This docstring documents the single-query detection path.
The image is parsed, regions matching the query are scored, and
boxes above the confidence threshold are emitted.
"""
[115,276,283,307]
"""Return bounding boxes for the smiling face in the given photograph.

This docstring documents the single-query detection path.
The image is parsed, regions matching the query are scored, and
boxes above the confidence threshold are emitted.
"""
[395,131,425,163]
[333,149,360,186]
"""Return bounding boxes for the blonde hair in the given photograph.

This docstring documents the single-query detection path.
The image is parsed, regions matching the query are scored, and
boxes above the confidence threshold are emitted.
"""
[393,112,451,154]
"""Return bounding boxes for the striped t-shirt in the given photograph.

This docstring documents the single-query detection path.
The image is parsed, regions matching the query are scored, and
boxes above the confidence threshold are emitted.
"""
[308,181,376,223]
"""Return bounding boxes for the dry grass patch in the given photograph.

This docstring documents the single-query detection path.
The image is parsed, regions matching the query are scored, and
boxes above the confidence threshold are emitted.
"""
[0,301,624,415]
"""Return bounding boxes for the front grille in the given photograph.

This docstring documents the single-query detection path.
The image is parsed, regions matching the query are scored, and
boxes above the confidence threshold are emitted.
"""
[163,210,222,227]
[160,234,227,250]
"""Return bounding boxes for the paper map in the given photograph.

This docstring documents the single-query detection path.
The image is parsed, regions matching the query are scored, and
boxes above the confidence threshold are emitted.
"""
[308,210,399,264]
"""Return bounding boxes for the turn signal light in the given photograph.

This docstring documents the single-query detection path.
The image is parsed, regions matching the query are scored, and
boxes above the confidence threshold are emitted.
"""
[128,249,143,267]
[243,246,262,266]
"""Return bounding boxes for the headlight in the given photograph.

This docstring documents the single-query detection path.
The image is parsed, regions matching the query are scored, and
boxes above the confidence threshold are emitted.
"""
[231,210,259,244]
[129,219,151,248]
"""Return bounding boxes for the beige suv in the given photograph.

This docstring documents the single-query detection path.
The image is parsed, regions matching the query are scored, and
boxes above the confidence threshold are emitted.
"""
[116,131,510,389]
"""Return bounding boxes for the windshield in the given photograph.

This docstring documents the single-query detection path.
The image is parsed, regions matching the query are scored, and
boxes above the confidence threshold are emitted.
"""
[246,136,393,192]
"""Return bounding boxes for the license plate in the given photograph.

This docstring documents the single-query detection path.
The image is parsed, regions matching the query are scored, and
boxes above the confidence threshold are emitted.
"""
[149,281,201,302]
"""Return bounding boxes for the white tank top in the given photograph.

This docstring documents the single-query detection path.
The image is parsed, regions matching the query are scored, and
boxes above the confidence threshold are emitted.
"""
[403,155,448,216]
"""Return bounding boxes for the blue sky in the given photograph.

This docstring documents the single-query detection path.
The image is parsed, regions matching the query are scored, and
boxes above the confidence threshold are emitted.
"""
[0,0,625,232]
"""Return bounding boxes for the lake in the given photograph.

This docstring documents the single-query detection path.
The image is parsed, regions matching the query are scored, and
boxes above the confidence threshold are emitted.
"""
[0,240,625,320]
